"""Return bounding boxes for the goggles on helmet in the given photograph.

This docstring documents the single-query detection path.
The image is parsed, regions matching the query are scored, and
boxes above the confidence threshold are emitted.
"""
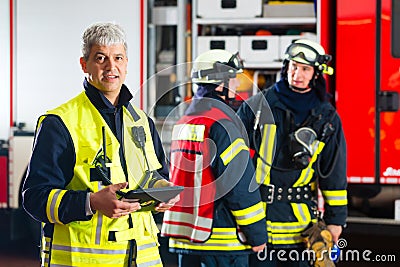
[225,51,244,71]
[285,43,332,66]
[192,51,243,81]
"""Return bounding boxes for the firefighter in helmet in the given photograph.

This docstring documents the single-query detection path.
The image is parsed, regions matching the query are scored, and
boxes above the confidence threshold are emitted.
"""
[237,39,347,267]
[161,49,267,267]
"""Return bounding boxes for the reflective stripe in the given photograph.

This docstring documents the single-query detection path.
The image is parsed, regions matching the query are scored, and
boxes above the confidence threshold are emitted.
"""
[162,223,211,241]
[220,138,249,166]
[163,211,212,226]
[49,243,128,265]
[210,228,238,239]
[294,141,325,187]
[95,214,103,245]
[50,241,160,266]
[256,124,276,184]
[266,202,316,246]
[138,258,162,267]
[42,236,51,267]
[136,242,163,267]
[194,153,202,211]
[322,190,348,206]
[52,244,128,254]
[291,203,311,223]
[231,202,265,225]
[169,228,251,251]
[170,239,250,251]
[267,233,304,245]
[95,181,102,245]
[267,219,316,245]
[138,241,158,251]
[268,221,310,232]
[47,189,67,224]
[172,124,205,141]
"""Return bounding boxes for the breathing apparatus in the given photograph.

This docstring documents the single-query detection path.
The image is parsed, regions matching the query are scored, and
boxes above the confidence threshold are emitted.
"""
[281,39,334,94]
[289,127,318,169]
[253,115,336,172]
[253,123,320,171]
[191,49,243,105]
[251,90,338,172]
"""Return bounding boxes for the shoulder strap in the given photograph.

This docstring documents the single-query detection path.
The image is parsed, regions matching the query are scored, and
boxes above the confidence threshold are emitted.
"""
[126,103,141,122]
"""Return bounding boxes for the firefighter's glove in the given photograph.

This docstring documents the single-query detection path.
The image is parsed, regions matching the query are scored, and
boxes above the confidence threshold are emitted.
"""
[302,221,335,267]
[311,240,335,267]
[302,221,326,248]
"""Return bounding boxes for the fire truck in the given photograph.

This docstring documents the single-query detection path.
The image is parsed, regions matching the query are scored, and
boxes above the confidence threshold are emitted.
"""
[322,0,400,228]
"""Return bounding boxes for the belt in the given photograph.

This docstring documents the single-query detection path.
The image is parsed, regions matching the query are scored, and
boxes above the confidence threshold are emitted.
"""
[260,184,313,204]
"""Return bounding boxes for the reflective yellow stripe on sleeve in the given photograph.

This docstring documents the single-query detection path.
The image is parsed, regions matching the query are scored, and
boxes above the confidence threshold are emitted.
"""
[321,190,348,206]
[46,189,67,224]
[231,202,265,225]
[220,138,249,166]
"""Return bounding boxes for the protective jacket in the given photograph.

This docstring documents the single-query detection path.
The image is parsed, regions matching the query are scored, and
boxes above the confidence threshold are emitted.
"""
[23,81,166,267]
[237,81,347,248]
[161,95,267,255]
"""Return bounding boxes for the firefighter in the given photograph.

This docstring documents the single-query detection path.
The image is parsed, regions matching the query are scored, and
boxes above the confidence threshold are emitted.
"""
[236,39,347,267]
[161,49,267,267]
[22,22,178,267]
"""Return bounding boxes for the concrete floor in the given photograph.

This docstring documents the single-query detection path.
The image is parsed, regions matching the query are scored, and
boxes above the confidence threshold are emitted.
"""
[1,231,399,267]
[0,236,177,267]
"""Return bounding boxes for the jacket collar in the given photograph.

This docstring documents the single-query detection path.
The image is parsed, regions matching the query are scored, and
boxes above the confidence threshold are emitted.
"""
[83,78,133,111]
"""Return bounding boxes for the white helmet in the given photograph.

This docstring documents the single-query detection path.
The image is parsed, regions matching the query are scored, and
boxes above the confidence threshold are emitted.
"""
[284,39,333,74]
[191,49,243,84]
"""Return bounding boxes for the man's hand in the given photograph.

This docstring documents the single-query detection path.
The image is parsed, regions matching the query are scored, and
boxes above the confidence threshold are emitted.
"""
[153,179,180,212]
[152,179,173,188]
[327,224,342,244]
[252,243,266,253]
[90,182,141,218]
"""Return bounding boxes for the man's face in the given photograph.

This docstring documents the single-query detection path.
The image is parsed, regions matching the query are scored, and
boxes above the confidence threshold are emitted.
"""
[80,44,128,103]
[217,77,241,99]
[287,60,315,90]
[228,77,240,98]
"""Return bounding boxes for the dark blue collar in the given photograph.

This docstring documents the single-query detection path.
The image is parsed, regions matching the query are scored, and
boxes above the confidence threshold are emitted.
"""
[186,84,225,115]
[274,78,321,125]
[83,78,133,111]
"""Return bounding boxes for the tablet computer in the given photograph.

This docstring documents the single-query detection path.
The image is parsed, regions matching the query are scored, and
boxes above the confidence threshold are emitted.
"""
[121,186,184,211]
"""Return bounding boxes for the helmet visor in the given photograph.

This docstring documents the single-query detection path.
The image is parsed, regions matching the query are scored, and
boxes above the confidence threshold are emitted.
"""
[226,51,244,72]
[192,51,244,82]
[285,43,331,66]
